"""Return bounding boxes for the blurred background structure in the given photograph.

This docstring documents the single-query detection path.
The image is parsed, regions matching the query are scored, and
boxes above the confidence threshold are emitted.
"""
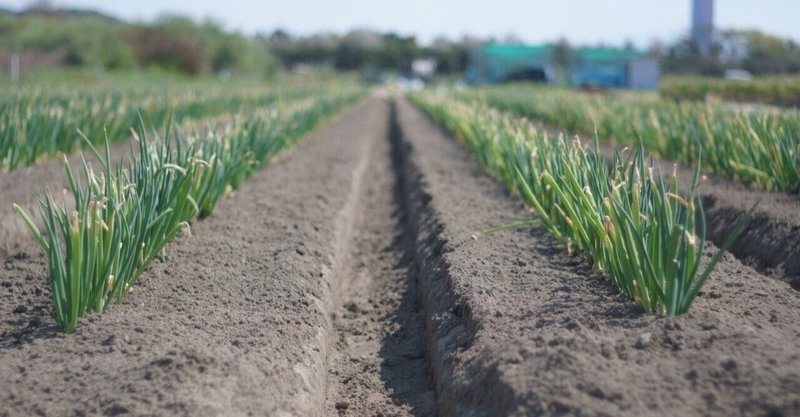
[692,0,715,57]
[0,0,799,88]
[467,44,659,89]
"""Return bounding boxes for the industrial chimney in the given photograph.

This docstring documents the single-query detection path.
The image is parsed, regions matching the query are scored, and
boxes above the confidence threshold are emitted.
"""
[691,0,714,56]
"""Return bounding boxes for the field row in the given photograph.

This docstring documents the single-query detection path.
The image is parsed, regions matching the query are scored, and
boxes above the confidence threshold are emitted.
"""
[411,92,756,315]
[0,81,336,171]
[457,85,800,192]
[396,97,800,417]
[660,75,800,108]
[1,95,798,417]
[0,95,386,416]
[9,86,362,332]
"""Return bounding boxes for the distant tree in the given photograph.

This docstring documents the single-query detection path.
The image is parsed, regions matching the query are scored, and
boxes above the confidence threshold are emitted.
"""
[661,29,800,76]
[552,37,573,67]
[267,29,292,49]
[333,41,364,71]
[425,36,469,75]
[623,39,635,51]
[662,36,722,75]
[0,9,277,78]
[377,33,417,72]
[735,30,800,73]
[647,39,665,58]
[26,0,52,12]
[132,25,204,74]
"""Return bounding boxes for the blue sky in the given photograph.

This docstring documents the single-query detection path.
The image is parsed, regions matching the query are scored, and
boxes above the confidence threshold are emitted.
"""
[2,0,798,46]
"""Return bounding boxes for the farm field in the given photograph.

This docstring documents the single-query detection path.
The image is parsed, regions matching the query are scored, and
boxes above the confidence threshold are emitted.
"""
[660,75,800,108]
[457,84,800,192]
[0,80,329,171]
[443,85,800,288]
[1,80,799,417]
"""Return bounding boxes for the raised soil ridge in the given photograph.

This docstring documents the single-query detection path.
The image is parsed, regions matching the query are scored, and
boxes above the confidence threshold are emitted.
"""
[0,95,798,417]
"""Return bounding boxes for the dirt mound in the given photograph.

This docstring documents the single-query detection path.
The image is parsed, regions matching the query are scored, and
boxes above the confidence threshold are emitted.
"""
[1,95,798,417]
[395,98,800,417]
[0,98,384,417]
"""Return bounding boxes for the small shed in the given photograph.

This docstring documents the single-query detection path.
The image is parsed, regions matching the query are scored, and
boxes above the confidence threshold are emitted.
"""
[467,44,660,89]
[467,44,555,85]
[571,48,659,90]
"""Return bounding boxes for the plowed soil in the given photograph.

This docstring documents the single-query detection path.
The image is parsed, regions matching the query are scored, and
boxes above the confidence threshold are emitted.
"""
[1,94,798,417]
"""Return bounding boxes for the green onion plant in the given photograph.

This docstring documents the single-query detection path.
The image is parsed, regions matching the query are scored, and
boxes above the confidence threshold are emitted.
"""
[457,85,800,192]
[13,86,363,332]
[411,93,754,315]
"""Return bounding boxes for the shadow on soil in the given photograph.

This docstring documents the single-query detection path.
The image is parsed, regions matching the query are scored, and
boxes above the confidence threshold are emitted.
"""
[374,100,436,416]
[0,252,61,350]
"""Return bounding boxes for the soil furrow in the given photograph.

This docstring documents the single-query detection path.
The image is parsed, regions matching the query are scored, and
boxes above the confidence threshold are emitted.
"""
[396,97,800,417]
[2,93,797,417]
[0,98,380,417]
[324,97,436,416]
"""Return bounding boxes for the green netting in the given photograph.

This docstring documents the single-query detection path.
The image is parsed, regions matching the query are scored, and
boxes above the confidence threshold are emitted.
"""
[481,44,554,63]
[576,48,646,63]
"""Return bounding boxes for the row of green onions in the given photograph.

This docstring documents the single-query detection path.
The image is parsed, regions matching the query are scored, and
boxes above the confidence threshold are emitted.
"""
[457,85,800,192]
[14,89,362,333]
[0,84,322,171]
[410,93,753,316]
[659,75,800,108]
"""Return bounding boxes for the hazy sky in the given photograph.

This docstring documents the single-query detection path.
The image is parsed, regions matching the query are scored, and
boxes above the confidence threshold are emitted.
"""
[2,0,798,46]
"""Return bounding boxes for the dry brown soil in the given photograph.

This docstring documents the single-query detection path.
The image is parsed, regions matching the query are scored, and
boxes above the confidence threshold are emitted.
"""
[0,95,798,417]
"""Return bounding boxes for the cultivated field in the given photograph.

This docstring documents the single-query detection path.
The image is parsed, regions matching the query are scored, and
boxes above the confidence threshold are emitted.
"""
[0,79,798,417]
[660,75,800,108]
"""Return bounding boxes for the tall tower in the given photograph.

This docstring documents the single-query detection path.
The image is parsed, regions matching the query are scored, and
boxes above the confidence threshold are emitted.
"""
[692,0,714,56]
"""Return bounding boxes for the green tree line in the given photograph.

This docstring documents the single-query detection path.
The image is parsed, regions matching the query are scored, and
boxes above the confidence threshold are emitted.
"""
[0,10,279,79]
[266,29,471,76]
